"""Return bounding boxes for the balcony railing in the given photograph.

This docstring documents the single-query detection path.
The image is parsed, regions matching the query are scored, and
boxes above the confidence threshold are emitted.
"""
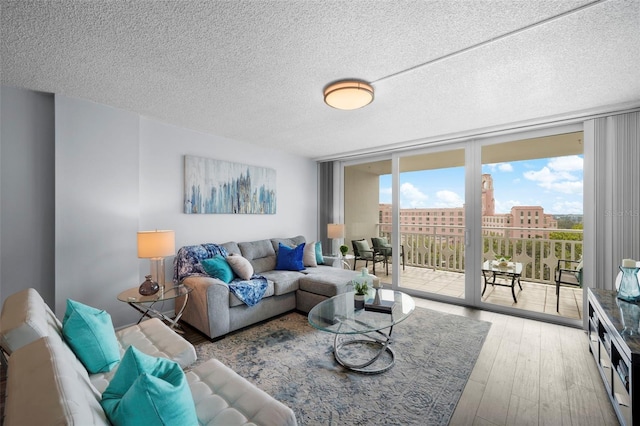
[378,225,583,286]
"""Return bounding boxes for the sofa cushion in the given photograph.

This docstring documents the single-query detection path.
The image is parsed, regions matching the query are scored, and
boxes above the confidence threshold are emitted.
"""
[62,299,121,374]
[186,358,297,426]
[202,255,235,283]
[221,241,241,255]
[276,242,305,271]
[271,235,306,253]
[238,239,277,273]
[299,266,356,297]
[226,253,254,280]
[0,287,61,355]
[260,270,303,296]
[354,239,372,254]
[101,346,197,426]
[4,337,109,426]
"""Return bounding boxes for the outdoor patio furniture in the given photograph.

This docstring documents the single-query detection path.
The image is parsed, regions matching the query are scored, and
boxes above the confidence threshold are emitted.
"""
[555,259,582,312]
[352,239,386,275]
[371,237,405,271]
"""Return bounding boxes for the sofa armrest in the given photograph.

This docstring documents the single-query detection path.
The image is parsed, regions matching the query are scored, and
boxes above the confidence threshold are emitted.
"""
[5,337,109,426]
[181,276,231,339]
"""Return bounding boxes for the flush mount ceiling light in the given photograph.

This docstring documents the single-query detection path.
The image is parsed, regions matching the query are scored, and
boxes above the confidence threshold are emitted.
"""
[323,80,374,110]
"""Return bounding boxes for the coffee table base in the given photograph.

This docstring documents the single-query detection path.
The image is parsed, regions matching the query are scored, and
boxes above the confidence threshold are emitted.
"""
[333,330,395,374]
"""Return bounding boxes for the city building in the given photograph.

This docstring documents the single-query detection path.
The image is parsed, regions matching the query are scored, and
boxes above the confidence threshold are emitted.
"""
[379,174,557,238]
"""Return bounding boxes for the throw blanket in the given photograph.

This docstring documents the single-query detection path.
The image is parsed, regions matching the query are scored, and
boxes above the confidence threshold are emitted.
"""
[173,243,268,307]
[228,278,268,307]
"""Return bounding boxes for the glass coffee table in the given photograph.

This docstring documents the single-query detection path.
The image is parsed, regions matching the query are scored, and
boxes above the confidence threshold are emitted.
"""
[308,289,415,374]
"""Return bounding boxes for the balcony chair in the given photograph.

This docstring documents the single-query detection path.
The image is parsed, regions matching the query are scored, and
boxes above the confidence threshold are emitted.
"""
[352,239,387,275]
[555,259,583,312]
[371,237,405,271]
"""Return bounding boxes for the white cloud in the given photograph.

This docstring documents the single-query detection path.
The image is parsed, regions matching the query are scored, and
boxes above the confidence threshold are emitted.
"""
[523,155,583,195]
[548,155,583,172]
[434,190,463,208]
[551,200,583,214]
[495,199,522,214]
[498,163,513,172]
[379,186,392,203]
[400,182,428,208]
[484,162,513,173]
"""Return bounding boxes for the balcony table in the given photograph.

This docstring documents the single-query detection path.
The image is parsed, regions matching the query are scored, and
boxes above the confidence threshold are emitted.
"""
[482,260,523,303]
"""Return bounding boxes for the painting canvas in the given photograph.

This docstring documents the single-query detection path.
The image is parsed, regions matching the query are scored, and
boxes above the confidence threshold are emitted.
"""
[184,155,276,214]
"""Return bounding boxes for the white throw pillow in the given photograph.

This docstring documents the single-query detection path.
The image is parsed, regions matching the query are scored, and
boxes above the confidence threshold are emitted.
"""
[303,241,318,267]
[226,254,254,280]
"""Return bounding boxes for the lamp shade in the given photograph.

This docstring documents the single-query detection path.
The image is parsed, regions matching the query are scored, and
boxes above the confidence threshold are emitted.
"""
[137,230,175,258]
[327,224,345,239]
[323,80,374,110]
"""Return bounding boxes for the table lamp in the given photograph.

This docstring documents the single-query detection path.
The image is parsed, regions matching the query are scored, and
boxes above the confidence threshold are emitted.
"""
[327,223,345,256]
[137,230,175,295]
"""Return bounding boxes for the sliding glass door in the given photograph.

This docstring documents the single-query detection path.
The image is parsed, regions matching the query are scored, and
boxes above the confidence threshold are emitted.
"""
[340,125,584,325]
[480,132,584,321]
[394,148,467,301]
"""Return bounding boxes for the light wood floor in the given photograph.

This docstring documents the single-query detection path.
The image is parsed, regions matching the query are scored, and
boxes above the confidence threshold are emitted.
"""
[412,297,619,426]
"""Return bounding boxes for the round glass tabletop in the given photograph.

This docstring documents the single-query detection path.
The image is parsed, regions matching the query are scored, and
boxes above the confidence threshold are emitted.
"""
[308,289,415,335]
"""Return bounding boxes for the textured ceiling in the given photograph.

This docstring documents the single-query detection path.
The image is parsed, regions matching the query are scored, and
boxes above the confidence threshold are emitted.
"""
[2,0,639,159]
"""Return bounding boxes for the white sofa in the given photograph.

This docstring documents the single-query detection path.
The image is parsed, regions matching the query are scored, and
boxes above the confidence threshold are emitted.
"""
[1,288,297,426]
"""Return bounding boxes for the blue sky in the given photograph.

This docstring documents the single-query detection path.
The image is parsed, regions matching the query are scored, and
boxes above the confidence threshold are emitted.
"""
[379,155,584,215]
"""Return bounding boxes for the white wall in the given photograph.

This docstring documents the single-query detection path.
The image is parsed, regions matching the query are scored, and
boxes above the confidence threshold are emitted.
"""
[139,117,319,286]
[0,88,319,327]
[0,87,55,308]
[55,95,141,325]
[344,166,379,243]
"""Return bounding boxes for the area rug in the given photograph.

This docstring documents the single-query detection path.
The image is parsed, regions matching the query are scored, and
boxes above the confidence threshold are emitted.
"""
[191,308,491,425]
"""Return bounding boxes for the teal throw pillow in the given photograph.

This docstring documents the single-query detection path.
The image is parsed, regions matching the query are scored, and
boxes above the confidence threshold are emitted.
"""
[201,255,234,283]
[101,346,197,426]
[276,242,305,271]
[315,241,324,264]
[62,299,120,374]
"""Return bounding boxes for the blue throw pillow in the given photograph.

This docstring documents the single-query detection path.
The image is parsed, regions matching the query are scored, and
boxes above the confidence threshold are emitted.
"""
[276,242,305,271]
[101,346,197,426]
[315,241,324,264]
[201,255,234,283]
[62,299,120,374]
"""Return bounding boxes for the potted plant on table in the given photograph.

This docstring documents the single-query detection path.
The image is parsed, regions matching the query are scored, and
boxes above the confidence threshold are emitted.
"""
[496,255,511,268]
[339,244,349,257]
[353,281,369,310]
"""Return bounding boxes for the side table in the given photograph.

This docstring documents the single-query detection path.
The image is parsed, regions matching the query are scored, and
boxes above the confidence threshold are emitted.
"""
[117,285,192,333]
[323,254,355,269]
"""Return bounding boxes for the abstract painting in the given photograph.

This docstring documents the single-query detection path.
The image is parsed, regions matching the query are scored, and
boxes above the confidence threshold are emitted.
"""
[184,155,276,214]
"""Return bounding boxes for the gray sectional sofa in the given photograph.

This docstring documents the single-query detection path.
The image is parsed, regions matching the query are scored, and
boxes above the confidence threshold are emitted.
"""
[175,235,358,340]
